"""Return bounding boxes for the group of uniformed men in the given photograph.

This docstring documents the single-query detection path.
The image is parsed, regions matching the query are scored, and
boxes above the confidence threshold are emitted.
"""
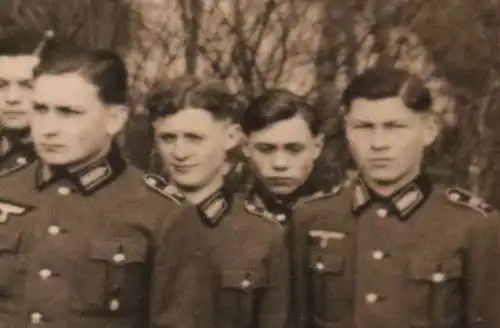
[0,29,499,328]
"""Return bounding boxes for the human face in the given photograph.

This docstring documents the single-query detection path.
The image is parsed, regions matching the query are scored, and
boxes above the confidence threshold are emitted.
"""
[244,115,323,196]
[31,73,127,166]
[344,97,437,188]
[0,55,39,129]
[153,108,239,191]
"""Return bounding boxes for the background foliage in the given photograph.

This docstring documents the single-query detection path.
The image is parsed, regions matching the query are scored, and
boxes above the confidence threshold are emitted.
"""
[3,0,500,203]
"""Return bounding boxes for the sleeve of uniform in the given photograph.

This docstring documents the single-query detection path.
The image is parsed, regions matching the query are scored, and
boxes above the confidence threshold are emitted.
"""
[465,213,500,328]
[258,228,290,328]
[149,205,217,328]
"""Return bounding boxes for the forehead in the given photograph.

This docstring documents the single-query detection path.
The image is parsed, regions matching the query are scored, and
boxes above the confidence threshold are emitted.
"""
[248,115,315,144]
[347,97,418,122]
[153,107,222,133]
[33,73,100,106]
[0,55,39,80]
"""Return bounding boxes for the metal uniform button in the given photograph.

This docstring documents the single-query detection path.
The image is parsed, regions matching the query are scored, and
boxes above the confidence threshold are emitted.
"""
[315,262,325,271]
[47,225,61,236]
[241,279,251,289]
[16,157,27,165]
[57,186,71,195]
[372,250,385,260]
[145,177,156,186]
[30,312,43,324]
[448,192,460,202]
[275,213,286,223]
[365,293,379,304]
[109,298,120,311]
[113,253,126,264]
[246,204,256,211]
[376,208,388,218]
[39,269,52,280]
[432,272,446,283]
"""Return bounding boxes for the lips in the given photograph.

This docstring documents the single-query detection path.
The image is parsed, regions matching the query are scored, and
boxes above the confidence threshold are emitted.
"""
[39,143,65,152]
[172,164,197,173]
[1,110,27,118]
[266,177,295,186]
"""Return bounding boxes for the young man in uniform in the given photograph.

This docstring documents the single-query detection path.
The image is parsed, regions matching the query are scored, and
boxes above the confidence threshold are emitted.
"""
[297,67,500,328]
[144,76,289,328]
[0,48,215,327]
[240,89,339,328]
[0,30,56,177]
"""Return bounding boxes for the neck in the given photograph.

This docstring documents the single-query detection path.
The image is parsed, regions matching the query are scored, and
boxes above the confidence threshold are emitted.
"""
[65,140,114,173]
[363,168,422,198]
[182,174,225,206]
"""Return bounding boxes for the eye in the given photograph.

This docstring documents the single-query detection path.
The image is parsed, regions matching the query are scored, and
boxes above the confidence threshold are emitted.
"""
[254,143,276,154]
[385,122,408,129]
[184,133,204,143]
[352,122,373,130]
[33,102,49,113]
[57,106,82,117]
[285,143,306,154]
[157,132,176,143]
[18,79,33,89]
[0,79,8,89]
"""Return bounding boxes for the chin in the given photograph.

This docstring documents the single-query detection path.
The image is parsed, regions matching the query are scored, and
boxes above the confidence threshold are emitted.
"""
[268,185,297,196]
[37,153,75,166]
[1,120,29,130]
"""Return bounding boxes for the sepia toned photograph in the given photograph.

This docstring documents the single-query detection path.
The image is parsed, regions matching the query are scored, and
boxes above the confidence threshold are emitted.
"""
[1,0,500,327]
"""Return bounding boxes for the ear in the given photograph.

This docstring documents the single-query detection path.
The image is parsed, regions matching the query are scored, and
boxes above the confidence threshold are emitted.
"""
[422,114,439,147]
[224,123,242,151]
[105,104,129,137]
[312,133,325,160]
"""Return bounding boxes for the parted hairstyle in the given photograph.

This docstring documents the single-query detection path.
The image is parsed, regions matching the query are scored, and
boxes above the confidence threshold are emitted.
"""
[341,67,433,113]
[34,48,128,106]
[241,88,321,136]
[145,75,237,122]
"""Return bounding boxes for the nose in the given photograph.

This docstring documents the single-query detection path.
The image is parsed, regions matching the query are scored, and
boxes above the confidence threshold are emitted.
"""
[172,139,191,161]
[271,151,289,171]
[5,84,22,106]
[34,110,60,139]
[370,129,390,151]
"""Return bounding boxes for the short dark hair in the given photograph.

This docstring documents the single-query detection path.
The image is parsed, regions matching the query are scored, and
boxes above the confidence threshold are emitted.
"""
[241,89,321,136]
[341,67,432,113]
[34,48,128,105]
[145,75,236,122]
[0,31,42,56]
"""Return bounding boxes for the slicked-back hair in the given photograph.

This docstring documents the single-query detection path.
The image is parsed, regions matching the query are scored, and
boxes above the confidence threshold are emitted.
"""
[145,75,236,122]
[34,49,128,105]
[241,89,321,136]
[341,67,432,114]
[0,31,42,56]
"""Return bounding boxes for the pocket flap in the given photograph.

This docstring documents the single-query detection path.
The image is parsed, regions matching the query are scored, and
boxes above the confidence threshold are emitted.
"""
[90,238,148,264]
[0,230,22,252]
[308,249,344,273]
[408,256,462,281]
[221,268,268,289]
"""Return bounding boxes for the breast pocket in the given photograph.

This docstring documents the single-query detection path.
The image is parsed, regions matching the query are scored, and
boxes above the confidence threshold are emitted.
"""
[218,267,268,328]
[0,231,22,297]
[71,237,149,314]
[407,255,463,328]
[308,247,347,323]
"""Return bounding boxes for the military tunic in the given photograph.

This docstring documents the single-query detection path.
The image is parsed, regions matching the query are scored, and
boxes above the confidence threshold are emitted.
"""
[295,174,500,328]
[0,147,215,328]
[0,132,36,178]
[245,183,341,328]
[145,174,289,328]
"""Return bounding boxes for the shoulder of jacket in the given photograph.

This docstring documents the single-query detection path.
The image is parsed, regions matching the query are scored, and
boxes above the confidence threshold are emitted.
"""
[0,155,34,179]
[301,184,343,204]
[243,200,282,227]
[444,186,495,217]
[143,173,186,205]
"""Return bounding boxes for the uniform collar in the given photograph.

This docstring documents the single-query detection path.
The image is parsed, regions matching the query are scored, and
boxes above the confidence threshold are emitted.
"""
[0,128,33,158]
[352,174,433,220]
[35,143,127,196]
[196,187,231,228]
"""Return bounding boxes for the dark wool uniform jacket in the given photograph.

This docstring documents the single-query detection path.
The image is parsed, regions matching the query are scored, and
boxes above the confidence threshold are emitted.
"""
[0,154,216,328]
[291,175,500,328]
[0,135,36,179]
[144,174,290,328]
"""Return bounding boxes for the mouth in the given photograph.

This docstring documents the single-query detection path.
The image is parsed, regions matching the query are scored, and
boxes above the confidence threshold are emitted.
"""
[172,164,197,173]
[266,177,295,186]
[368,158,393,167]
[1,110,27,119]
[39,143,66,152]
